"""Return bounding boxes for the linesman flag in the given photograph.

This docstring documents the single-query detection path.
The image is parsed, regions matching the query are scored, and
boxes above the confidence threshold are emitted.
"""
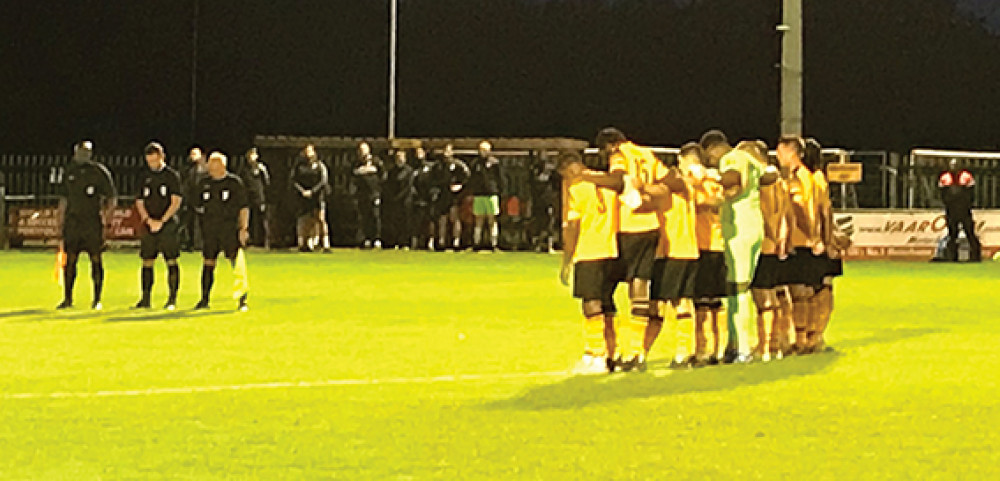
[233,248,250,299]
[54,249,67,287]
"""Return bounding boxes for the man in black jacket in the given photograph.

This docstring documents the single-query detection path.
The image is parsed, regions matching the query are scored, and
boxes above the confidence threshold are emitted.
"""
[290,144,330,252]
[353,142,385,249]
[938,158,981,262]
[382,150,415,249]
[239,147,270,248]
[412,147,439,250]
[469,140,503,250]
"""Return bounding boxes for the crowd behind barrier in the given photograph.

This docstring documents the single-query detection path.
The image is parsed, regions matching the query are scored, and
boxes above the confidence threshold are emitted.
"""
[3,137,1000,250]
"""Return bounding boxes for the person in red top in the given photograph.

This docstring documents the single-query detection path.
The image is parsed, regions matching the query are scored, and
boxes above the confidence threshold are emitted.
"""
[938,158,981,262]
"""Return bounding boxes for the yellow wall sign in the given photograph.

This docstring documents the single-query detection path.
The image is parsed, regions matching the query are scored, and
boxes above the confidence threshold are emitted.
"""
[826,162,863,183]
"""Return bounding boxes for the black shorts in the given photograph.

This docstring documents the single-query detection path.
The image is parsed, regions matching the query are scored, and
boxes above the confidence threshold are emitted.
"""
[778,247,826,287]
[826,257,844,278]
[751,254,782,289]
[63,218,104,255]
[298,196,326,216]
[202,225,241,260]
[613,231,659,282]
[694,250,728,301]
[652,258,698,301]
[432,192,459,218]
[139,219,180,260]
[573,259,617,312]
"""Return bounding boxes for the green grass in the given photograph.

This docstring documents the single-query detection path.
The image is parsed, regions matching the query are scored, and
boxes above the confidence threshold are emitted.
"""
[1,250,999,479]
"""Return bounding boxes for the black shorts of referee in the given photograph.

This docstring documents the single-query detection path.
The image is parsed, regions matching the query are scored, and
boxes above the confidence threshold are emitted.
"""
[652,257,698,302]
[202,223,241,260]
[139,218,181,260]
[612,231,659,283]
[693,250,727,309]
[573,258,619,314]
[63,217,105,256]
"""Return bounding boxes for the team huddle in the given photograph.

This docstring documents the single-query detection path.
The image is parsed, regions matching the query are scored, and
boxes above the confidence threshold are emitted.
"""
[560,128,850,373]
[56,141,251,312]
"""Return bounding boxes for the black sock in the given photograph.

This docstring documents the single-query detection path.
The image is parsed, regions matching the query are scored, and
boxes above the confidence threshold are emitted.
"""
[141,266,153,302]
[91,262,104,303]
[167,264,180,301]
[64,257,78,303]
[200,265,215,302]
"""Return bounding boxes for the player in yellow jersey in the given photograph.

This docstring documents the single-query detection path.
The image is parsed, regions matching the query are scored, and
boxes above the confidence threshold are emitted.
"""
[559,151,620,374]
[646,144,701,368]
[685,142,728,365]
[744,140,789,361]
[581,128,668,371]
[804,138,841,353]
[775,135,825,353]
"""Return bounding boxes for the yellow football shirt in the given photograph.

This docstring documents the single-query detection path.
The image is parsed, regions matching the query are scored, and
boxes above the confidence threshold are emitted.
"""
[692,172,724,252]
[566,180,618,263]
[759,178,789,255]
[609,142,666,233]
[788,166,819,248]
[658,179,700,260]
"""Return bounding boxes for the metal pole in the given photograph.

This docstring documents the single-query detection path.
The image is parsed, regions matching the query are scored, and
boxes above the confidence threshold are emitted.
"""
[191,0,199,144]
[388,0,397,140]
[780,0,803,136]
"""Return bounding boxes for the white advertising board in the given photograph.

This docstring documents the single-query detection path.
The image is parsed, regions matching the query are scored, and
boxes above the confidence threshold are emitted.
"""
[834,209,1000,259]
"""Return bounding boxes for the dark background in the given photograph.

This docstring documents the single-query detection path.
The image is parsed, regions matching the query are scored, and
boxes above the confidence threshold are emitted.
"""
[2,0,999,155]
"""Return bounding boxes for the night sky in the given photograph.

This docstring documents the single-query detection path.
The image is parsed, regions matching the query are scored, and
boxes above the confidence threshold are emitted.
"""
[2,0,999,155]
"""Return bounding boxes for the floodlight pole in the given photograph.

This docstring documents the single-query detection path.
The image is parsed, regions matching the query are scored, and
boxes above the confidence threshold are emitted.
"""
[388,0,398,140]
[191,0,199,144]
[779,0,802,136]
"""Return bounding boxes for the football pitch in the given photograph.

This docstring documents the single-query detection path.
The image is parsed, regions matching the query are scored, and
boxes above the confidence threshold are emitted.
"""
[1,250,998,480]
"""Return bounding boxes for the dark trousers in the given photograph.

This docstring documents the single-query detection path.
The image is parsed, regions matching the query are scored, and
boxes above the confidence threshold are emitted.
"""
[179,207,202,251]
[248,203,269,248]
[382,200,411,248]
[412,201,434,249]
[358,196,381,244]
[945,210,981,261]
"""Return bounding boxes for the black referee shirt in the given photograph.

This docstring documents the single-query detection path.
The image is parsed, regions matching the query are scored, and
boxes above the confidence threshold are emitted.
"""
[62,161,116,219]
[139,165,182,220]
[193,173,249,229]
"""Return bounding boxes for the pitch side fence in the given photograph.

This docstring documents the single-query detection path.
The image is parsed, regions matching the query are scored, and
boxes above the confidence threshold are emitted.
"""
[4,147,999,249]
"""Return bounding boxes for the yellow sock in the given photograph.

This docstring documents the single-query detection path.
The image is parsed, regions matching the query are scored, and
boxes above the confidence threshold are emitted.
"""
[583,314,606,357]
[675,314,694,362]
[625,316,648,360]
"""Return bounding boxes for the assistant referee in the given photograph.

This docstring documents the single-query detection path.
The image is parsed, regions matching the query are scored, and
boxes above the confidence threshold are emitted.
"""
[193,151,250,311]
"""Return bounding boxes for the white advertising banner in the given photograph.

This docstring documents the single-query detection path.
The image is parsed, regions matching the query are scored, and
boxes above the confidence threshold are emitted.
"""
[834,209,1000,259]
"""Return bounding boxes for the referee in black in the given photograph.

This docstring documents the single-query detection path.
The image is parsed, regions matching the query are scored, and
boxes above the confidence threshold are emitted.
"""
[57,140,116,310]
[134,142,183,310]
[193,151,250,311]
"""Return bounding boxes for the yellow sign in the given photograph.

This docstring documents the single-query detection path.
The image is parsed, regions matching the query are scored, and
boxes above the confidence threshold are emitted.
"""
[826,162,863,183]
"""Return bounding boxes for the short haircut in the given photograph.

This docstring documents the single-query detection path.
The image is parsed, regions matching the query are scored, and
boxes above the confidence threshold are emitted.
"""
[699,129,729,150]
[594,127,626,149]
[679,142,707,165]
[735,140,767,165]
[557,150,583,172]
[144,141,165,155]
[777,134,805,157]
[209,151,227,166]
[803,138,822,171]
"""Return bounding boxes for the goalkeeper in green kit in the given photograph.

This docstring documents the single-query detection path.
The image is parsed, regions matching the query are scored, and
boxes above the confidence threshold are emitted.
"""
[701,131,778,363]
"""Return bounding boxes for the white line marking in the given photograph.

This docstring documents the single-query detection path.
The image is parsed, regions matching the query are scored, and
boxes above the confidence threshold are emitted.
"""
[2,370,571,400]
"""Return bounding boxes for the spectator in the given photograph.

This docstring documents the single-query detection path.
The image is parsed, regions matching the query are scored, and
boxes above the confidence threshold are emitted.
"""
[432,144,470,250]
[412,147,439,250]
[938,158,981,262]
[239,147,270,248]
[290,144,330,252]
[530,152,560,253]
[180,146,207,251]
[382,150,415,249]
[353,141,385,249]
[469,140,503,250]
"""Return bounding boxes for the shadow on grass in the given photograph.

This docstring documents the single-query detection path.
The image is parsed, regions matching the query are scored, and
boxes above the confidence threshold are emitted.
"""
[488,327,942,411]
[104,310,234,323]
[0,308,48,319]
